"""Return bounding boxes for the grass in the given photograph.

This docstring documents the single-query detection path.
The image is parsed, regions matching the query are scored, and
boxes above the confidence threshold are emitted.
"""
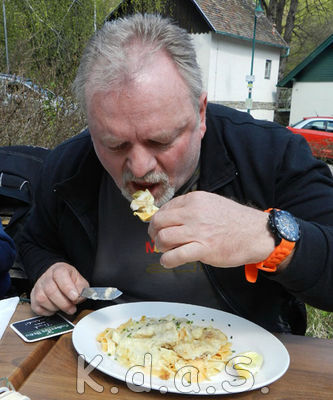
[306,305,333,339]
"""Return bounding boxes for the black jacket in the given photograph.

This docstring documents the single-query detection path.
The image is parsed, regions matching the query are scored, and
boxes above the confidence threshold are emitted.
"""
[19,104,333,334]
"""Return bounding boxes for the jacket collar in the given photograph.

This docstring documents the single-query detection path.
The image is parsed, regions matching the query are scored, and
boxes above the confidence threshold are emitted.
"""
[199,105,237,192]
[55,135,103,215]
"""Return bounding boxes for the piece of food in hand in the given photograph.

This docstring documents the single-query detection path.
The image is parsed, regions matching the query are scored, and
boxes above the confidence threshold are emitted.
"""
[232,351,263,379]
[130,189,159,222]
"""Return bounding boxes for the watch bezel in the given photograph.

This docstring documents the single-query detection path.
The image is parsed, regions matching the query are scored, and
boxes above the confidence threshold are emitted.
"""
[269,209,300,243]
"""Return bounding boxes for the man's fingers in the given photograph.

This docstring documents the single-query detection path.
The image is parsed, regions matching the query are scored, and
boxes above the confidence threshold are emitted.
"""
[158,194,187,210]
[43,283,77,315]
[31,301,58,317]
[31,285,63,316]
[31,304,55,317]
[149,208,184,239]
[53,266,81,302]
[70,270,89,305]
[149,192,201,238]
[154,225,193,252]
[30,263,85,316]
[160,242,203,269]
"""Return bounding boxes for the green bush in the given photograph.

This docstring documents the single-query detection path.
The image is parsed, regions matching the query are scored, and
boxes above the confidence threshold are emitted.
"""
[306,305,333,339]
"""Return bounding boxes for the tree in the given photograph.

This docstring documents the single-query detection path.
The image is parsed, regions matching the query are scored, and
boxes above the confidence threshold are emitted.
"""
[0,0,119,88]
[262,0,333,77]
[112,0,172,17]
[286,0,333,72]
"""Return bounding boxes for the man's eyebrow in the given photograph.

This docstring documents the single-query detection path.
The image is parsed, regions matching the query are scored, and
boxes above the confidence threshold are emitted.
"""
[150,122,189,141]
[99,120,191,145]
[101,134,124,146]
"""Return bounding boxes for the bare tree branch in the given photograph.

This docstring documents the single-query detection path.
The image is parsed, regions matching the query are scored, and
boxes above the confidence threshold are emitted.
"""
[62,0,82,25]
[23,0,62,40]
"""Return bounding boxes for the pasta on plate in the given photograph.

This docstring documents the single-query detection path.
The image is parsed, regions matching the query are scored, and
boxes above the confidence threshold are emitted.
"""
[97,314,232,382]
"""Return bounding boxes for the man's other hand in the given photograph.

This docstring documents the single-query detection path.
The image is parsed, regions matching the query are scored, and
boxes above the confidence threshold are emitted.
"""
[30,262,89,316]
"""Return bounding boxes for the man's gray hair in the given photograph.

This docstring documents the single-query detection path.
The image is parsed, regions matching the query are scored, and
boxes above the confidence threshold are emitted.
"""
[72,13,203,114]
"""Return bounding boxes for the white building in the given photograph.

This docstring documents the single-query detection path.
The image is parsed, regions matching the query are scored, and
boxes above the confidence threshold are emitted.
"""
[109,0,288,121]
[278,34,333,125]
[191,0,287,121]
[193,32,283,121]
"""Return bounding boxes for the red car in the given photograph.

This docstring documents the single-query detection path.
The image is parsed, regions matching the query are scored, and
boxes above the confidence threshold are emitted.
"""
[287,117,333,160]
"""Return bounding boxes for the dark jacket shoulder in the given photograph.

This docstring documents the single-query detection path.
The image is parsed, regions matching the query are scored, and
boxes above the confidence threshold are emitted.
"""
[44,129,94,183]
[206,103,300,146]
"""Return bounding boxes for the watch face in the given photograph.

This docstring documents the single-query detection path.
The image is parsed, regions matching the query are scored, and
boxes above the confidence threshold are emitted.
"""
[274,210,300,242]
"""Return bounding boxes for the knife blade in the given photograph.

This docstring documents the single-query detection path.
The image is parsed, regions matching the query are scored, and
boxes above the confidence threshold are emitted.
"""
[80,287,123,301]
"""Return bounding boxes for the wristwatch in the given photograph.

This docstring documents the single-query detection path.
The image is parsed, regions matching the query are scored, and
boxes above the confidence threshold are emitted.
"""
[245,208,301,283]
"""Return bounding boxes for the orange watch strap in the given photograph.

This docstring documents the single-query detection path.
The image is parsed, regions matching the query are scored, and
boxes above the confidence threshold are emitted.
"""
[245,263,259,283]
[244,209,296,283]
[259,239,295,270]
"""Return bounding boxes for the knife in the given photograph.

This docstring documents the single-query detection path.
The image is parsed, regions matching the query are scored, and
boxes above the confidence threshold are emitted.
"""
[80,287,123,301]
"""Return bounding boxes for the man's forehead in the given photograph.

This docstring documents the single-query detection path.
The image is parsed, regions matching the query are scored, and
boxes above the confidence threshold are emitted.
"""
[86,50,192,110]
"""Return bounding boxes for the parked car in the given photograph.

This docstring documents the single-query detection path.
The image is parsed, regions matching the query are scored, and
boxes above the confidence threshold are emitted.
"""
[287,117,333,160]
[0,73,76,113]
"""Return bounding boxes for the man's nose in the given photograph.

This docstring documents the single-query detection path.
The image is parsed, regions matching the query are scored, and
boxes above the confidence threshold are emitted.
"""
[126,145,157,178]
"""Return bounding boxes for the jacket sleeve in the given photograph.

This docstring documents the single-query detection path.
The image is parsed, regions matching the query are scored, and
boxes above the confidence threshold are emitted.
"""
[17,152,70,284]
[0,222,16,273]
[263,134,333,311]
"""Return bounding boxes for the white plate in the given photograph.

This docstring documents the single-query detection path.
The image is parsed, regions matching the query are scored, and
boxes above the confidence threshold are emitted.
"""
[72,302,289,395]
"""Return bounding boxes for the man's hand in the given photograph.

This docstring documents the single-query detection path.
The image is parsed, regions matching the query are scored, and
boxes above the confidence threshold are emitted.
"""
[30,262,89,316]
[148,191,275,269]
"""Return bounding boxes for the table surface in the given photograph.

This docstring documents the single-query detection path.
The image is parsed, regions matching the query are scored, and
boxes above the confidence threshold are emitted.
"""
[1,304,333,399]
[0,302,57,389]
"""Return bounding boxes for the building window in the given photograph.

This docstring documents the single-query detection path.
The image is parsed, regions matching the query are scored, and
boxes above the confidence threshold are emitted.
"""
[265,60,272,79]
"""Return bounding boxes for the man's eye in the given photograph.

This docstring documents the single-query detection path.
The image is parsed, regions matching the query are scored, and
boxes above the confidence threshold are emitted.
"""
[149,140,172,149]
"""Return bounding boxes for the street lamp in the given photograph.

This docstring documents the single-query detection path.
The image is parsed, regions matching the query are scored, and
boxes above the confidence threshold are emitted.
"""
[246,0,264,113]
[2,0,10,73]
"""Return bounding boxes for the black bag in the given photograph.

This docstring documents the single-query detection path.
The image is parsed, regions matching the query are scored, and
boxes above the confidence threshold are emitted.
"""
[0,145,50,285]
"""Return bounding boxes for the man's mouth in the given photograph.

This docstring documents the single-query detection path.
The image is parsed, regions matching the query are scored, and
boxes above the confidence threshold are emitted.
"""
[122,177,174,207]
[131,181,159,194]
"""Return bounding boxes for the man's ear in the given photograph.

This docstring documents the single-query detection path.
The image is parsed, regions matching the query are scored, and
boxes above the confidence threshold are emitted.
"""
[199,92,208,139]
